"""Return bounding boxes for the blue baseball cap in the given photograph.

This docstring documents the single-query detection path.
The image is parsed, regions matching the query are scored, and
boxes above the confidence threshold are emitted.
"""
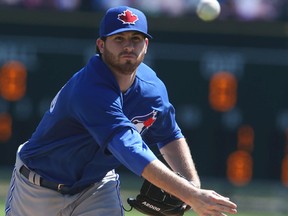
[99,6,152,39]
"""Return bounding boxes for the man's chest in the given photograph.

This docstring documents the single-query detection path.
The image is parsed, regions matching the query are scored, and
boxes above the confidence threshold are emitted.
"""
[122,95,161,134]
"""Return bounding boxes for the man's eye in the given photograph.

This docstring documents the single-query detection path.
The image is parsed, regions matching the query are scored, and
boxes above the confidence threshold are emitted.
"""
[115,37,123,41]
[132,37,141,42]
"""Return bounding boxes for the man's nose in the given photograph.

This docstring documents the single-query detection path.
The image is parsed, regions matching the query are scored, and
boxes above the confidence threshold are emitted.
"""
[123,40,134,51]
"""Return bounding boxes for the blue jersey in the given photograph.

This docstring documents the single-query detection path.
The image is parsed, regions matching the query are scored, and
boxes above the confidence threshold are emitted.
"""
[19,55,183,189]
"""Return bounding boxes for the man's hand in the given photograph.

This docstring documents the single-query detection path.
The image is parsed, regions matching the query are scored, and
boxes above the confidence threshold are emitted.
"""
[186,188,237,216]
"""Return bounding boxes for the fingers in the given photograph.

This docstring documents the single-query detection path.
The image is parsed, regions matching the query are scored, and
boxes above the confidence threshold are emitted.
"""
[204,191,237,215]
[212,191,237,209]
[204,203,237,215]
[191,189,238,216]
[213,200,237,214]
[216,203,237,214]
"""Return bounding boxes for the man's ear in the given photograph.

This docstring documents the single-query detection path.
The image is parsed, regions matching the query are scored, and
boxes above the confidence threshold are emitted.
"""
[144,38,149,54]
[96,38,105,53]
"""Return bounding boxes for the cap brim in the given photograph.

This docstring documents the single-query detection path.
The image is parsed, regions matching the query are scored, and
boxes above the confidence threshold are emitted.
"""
[104,28,152,39]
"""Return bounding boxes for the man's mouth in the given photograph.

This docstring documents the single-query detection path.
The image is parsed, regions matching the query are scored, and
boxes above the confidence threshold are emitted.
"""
[120,52,137,58]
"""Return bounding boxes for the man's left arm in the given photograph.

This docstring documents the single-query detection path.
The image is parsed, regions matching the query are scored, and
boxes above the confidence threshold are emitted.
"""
[159,137,201,188]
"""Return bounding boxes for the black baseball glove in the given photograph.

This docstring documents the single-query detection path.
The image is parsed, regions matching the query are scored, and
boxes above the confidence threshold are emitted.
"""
[127,177,189,216]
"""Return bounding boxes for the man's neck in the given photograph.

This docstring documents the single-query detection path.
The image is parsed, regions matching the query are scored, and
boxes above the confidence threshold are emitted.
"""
[112,70,136,93]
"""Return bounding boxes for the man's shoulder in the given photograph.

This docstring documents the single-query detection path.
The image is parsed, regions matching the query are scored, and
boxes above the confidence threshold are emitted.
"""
[137,63,161,83]
[136,63,168,98]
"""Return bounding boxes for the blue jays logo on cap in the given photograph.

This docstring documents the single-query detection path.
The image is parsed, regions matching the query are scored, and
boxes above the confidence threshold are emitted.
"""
[118,9,139,24]
[99,6,152,39]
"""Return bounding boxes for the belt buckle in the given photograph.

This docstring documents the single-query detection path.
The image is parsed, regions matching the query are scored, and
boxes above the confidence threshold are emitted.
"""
[57,184,64,192]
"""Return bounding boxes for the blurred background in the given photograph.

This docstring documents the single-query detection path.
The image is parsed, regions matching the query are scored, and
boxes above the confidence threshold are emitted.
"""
[0,0,288,215]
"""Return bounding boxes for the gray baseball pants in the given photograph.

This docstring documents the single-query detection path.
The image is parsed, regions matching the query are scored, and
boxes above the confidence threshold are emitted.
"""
[5,146,124,216]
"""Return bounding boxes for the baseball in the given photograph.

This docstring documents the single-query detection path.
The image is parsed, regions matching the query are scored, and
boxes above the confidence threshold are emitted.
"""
[196,0,221,21]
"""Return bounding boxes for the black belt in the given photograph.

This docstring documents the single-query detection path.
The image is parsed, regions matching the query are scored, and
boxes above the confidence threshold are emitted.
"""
[19,165,91,195]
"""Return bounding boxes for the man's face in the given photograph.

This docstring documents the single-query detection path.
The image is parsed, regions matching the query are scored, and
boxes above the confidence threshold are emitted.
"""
[97,31,149,75]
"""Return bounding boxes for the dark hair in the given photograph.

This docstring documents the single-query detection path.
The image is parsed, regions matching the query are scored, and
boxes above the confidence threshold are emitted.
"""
[96,37,106,56]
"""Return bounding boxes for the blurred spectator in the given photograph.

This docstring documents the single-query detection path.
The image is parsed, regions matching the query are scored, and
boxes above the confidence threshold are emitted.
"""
[52,0,81,11]
[133,0,164,16]
[22,0,45,9]
[135,0,185,16]
[231,0,279,21]
[0,0,21,6]
[0,0,286,21]
[89,0,132,11]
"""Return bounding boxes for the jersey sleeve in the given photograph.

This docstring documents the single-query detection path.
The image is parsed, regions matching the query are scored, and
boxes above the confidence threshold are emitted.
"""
[107,127,157,176]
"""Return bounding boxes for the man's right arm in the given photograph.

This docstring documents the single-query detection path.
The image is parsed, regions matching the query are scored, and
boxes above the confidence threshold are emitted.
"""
[142,160,238,216]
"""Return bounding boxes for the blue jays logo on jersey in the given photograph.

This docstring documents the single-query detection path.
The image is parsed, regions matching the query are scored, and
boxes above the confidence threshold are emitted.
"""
[131,110,158,134]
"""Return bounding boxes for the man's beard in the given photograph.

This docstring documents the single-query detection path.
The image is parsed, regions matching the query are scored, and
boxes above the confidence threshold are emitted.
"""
[102,48,145,75]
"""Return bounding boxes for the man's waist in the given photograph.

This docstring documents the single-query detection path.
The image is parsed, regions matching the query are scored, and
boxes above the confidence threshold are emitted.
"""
[19,165,93,195]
